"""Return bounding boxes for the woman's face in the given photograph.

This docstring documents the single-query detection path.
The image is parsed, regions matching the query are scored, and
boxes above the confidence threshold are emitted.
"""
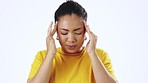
[57,14,85,54]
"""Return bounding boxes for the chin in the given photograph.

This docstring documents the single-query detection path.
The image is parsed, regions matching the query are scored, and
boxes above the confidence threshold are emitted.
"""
[62,47,79,54]
[61,44,83,54]
[65,49,78,54]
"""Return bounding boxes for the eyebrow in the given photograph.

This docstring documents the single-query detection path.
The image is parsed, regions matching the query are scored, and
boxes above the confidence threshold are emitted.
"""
[73,28,82,31]
[60,28,82,31]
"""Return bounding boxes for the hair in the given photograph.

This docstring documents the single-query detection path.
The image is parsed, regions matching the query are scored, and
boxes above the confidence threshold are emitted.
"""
[54,0,87,22]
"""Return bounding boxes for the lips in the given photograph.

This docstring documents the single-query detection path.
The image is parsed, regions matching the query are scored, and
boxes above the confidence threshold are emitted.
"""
[66,45,76,50]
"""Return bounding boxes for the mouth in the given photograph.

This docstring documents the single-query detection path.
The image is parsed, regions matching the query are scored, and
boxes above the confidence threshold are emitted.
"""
[66,45,77,50]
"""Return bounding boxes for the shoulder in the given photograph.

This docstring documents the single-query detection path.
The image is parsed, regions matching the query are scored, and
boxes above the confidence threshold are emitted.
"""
[95,48,108,56]
[95,48,110,62]
[35,48,61,60]
[33,50,47,61]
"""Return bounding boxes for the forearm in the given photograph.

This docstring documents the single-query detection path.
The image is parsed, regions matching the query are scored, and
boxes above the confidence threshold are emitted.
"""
[89,53,117,83]
[27,54,54,83]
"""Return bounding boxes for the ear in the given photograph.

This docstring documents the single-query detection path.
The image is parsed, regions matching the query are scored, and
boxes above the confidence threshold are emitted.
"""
[56,36,59,40]
[84,36,87,40]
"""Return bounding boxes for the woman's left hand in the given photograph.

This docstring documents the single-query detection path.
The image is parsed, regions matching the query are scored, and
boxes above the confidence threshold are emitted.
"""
[84,21,98,55]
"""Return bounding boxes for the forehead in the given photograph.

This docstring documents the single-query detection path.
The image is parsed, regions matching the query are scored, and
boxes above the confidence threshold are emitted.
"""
[57,14,84,30]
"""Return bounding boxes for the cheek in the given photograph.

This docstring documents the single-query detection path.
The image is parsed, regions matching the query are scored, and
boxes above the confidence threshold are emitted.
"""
[58,34,66,41]
[76,34,85,41]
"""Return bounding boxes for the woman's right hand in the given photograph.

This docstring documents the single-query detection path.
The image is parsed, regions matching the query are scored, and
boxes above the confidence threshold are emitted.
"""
[46,21,57,58]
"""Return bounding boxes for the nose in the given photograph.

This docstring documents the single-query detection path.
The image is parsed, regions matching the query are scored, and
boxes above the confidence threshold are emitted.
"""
[67,33,76,43]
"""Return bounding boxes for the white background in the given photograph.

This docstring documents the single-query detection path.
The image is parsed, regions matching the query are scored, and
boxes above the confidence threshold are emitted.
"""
[0,0,148,83]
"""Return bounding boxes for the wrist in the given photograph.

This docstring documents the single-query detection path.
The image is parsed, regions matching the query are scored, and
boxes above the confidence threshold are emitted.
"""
[88,51,97,56]
[88,52,99,62]
[46,52,55,59]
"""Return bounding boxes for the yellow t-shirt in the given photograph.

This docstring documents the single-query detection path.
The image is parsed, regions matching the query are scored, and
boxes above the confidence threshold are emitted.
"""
[28,47,116,83]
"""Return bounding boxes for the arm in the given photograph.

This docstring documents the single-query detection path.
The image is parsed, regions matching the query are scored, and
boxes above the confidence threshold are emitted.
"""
[27,21,57,83]
[27,54,54,83]
[84,21,117,83]
[89,52,117,83]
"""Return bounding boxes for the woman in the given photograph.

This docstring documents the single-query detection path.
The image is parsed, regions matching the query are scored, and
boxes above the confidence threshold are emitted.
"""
[27,1,117,83]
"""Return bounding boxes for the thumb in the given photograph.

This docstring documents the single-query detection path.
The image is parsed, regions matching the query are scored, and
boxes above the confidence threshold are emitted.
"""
[86,40,90,48]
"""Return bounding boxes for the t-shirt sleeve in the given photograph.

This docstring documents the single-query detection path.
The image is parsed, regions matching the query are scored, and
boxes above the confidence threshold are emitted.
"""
[28,51,44,79]
[96,48,117,80]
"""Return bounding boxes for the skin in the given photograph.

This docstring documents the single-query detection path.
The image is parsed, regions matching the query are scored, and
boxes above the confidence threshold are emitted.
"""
[27,14,117,83]
[57,14,85,54]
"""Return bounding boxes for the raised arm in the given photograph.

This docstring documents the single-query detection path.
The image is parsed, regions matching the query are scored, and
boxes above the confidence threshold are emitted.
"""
[27,21,57,83]
[84,21,117,83]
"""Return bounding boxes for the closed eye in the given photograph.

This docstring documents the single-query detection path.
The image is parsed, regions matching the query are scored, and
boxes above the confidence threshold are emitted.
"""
[75,33,82,35]
[61,32,68,35]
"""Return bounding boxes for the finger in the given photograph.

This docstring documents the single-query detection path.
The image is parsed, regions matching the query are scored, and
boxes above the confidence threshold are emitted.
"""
[83,20,92,39]
[47,21,53,37]
[86,40,90,47]
[90,31,98,39]
[87,29,97,41]
[83,20,90,33]
[94,34,98,39]
[83,20,97,40]
[51,22,57,36]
